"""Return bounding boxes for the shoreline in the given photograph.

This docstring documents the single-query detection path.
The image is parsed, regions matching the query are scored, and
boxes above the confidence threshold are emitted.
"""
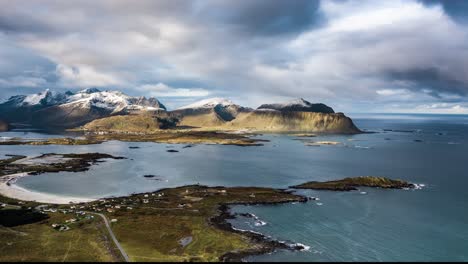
[212,200,308,262]
[0,173,95,204]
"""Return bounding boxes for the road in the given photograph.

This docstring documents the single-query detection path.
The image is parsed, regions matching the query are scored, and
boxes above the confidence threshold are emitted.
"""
[90,212,130,262]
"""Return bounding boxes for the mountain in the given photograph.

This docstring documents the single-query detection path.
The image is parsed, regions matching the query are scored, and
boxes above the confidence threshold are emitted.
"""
[0,120,8,131]
[0,88,166,128]
[258,98,335,113]
[224,111,360,133]
[82,113,177,133]
[166,97,359,133]
[222,99,358,133]
[169,98,252,128]
[1,90,361,133]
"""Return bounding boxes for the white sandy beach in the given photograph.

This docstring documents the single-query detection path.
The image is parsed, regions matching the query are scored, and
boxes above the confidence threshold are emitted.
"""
[0,173,95,204]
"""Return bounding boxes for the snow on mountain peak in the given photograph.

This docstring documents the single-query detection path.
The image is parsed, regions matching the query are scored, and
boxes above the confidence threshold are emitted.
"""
[257,98,334,113]
[177,98,236,110]
[22,89,50,105]
[286,98,310,106]
[2,88,166,113]
[65,90,165,113]
[78,87,101,94]
[21,89,68,106]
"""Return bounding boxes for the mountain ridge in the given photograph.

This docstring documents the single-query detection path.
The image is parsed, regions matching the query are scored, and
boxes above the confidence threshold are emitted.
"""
[0,88,165,128]
[0,89,360,133]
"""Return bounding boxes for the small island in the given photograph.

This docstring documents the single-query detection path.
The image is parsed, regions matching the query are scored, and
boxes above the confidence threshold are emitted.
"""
[291,176,414,191]
[0,130,267,147]
[0,153,125,177]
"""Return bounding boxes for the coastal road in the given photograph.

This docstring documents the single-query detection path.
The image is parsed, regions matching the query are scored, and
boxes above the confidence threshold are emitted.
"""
[90,212,130,262]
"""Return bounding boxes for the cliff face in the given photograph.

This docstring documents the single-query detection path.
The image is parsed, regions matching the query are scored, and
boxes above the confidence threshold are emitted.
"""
[223,111,360,133]
[0,120,9,131]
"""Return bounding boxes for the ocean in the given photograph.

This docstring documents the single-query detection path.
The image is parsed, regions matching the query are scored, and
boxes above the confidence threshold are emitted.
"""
[1,113,467,261]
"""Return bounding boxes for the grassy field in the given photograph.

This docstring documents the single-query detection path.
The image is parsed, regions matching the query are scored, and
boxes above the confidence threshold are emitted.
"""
[98,186,305,262]
[0,185,305,262]
[0,211,123,262]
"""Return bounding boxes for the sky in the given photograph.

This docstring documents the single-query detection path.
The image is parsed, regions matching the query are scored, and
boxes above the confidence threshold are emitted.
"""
[1,0,468,113]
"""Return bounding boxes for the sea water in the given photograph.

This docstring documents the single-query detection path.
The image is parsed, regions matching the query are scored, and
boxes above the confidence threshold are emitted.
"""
[0,113,467,261]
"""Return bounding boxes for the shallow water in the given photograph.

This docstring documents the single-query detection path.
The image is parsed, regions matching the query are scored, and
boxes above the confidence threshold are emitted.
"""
[1,113,468,261]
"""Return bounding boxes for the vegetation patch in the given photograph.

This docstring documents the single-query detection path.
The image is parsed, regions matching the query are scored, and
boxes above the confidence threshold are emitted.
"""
[291,176,414,191]
[0,209,49,227]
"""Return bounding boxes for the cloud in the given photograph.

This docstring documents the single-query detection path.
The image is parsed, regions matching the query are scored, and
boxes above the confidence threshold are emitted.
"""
[0,0,468,113]
[137,83,211,97]
[0,76,47,88]
[56,64,122,88]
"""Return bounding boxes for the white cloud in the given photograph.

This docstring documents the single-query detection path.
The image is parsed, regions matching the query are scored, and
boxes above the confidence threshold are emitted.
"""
[56,64,122,88]
[137,83,211,97]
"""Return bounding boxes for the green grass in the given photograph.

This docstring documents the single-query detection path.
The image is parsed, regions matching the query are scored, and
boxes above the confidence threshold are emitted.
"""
[96,186,305,262]
[0,212,122,262]
[0,185,304,262]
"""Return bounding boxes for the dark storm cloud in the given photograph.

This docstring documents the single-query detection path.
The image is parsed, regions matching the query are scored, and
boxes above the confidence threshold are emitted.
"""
[387,68,468,98]
[196,0,322,36]
[421,0,468,22]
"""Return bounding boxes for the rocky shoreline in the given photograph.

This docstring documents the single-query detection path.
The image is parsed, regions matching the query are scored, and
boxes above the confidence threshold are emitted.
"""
[212,198,308,262]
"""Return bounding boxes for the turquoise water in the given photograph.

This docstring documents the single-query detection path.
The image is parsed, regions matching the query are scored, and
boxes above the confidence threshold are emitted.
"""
[1,113,468,261]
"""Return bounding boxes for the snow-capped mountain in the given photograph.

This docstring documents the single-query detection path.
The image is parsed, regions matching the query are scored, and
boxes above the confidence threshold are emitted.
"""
[62,89,166,114]
[3,89,68,108]
[0,88,166,128]
[257,98,335,113]
[176,98,236,110]
[170,98,252,127]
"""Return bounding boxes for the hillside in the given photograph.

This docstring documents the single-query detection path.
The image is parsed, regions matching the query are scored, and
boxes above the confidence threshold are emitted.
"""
[170,98,252,128]
[82,114,176,133]
[79,97,361,134]
[223,110,360,133]
[0,89,166,129]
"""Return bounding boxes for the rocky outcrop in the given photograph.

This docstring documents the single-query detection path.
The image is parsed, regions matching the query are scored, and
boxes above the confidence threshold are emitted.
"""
[223,110,360,133]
